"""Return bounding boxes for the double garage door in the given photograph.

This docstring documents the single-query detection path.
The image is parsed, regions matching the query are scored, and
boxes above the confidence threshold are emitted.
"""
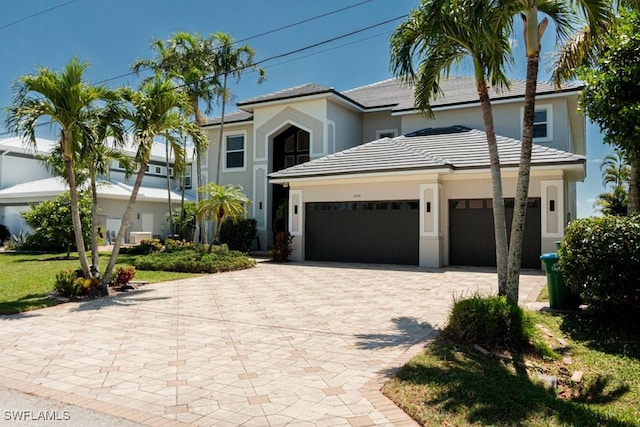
[305,201,419,265]
[304,198,541,268]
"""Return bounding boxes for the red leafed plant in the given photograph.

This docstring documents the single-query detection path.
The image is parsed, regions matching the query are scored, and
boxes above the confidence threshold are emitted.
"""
[113,266,136,287]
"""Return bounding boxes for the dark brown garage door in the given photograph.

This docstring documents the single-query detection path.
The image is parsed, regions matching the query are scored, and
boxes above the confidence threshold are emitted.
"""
[305,201,419,265]
[449,198,541,268]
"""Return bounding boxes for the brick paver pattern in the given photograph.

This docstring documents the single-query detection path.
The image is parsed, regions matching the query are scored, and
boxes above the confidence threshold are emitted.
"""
[0,261,545,426]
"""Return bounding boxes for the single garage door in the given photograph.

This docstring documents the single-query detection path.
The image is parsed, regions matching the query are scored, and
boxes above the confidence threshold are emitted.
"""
[305,200,419,265]
[450,198,541,268]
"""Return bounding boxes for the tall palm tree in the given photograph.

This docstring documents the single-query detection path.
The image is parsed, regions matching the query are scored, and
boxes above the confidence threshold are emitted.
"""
[505,0,610,303]
[197,183,250,252]
[211,32,266,185]
[5,58,114,278]
[101,76,206,286]
[133,32,215,243]
[391,0,515,293]
[601,151,630,190]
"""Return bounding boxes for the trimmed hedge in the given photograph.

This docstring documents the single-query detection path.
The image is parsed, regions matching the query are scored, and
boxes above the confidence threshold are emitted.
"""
[134,247,255,273]
[443,294,534,351]
[219,218,257,252]
[558,215,640,313]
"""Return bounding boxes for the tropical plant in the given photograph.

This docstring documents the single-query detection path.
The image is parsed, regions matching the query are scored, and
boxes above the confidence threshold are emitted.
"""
[197,183,250,252]
[391,0,514,294]
[579,9,640,214]
[168,201,198,241]
[595,151,630,215]
[21,191,93,256]
[101,75,206,286]
[211,32,266,185]
[133,32,215,243]
[4,58,116,278]
[505,0,610,304]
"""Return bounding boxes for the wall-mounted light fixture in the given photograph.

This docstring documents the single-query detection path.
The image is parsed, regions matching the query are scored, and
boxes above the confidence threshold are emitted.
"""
[549,200,555,212]
[259,202,263,210]
[294,205,298,215]
[426,202,431,213]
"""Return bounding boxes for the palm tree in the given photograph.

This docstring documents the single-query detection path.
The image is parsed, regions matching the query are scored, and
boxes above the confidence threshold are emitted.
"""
[133,32,215,243]
[601,151,630,189]
[506,0,610,303]
[101,76,206,286]
[211,32,266,185]
[197,183,250,252]
[596,186,628,215]
[391,0,514,293]
[5,58,114,278]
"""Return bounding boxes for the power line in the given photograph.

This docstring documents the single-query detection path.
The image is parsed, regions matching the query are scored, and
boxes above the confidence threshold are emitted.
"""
[96,0,376,85]
[0,14,407,137]
[0,0,81,31]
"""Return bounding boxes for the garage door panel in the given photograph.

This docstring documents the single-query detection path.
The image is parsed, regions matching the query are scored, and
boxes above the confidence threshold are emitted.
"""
[450,198,541,268]
[305,201,419,265]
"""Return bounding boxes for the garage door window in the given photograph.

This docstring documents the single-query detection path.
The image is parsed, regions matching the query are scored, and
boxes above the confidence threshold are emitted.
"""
[306,201,418,211]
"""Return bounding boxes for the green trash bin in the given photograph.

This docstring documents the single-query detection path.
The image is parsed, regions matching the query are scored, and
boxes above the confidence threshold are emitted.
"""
[540,253,579,309]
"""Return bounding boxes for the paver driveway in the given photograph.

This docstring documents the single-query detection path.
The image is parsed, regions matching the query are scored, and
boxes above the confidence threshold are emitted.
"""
[0,261,545,426]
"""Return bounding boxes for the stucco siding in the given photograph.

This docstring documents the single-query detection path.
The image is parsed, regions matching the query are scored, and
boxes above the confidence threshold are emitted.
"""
[362,111,402,142]
[0,154,51,188]
[327,101,362,153]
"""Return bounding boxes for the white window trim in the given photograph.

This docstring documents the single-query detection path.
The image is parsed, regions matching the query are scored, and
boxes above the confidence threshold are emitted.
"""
[376,129,399,139]
[520,104,553,143]
[222,130,247,173]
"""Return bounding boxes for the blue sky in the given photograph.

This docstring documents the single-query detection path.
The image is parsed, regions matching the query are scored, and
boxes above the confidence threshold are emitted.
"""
[0,0,609,217]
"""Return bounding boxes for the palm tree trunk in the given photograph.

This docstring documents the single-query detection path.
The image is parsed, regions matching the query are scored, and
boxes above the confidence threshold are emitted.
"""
[506,54,539,305]
[90,176,99,275]
[166,140,173,236]
[477,78,508,294]
[215,73,228,186]
[63,142,91,278]
[629,161,640,214]
[192,100,206,244]
[101,163,147,287]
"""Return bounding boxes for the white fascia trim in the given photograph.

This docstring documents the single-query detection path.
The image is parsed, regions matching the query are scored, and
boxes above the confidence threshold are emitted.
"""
[391,90,581,116]
[203,119,253,130]
[240,92,364,113]
[269,168,451,185]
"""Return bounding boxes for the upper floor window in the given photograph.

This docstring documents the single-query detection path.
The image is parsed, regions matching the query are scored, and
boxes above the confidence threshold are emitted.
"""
[522,104,553,142]
[376,129,398,139]
[225,134,245,170]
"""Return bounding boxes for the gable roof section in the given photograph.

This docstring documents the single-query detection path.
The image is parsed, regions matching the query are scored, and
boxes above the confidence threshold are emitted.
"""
[344,76,581,112]
[204,110,254,127]
[237,83,335,108]
[268,126,584,181]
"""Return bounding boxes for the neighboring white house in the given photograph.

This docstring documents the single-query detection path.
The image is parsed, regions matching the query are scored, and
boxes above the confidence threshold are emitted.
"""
[203,76,586,268]
[0,136,196,243]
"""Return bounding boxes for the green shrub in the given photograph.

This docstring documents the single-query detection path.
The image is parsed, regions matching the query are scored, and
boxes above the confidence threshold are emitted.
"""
[53,269,99,297]
[443,294,534,351]
[558,215,640,314]
[119,238,164,255]
[134,247,255,273]
[164,238,193,253]
[219,218,257,252]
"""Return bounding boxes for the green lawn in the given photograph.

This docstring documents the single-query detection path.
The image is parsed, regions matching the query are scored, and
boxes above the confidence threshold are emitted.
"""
[0,252,199,315]
[383,310,640,426]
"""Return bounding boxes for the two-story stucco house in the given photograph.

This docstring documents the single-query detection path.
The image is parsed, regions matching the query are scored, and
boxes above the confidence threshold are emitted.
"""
[0,136,195,243]
[203,76,585,268]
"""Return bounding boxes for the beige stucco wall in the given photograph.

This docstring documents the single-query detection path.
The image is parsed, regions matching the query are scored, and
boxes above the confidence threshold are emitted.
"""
[98,199,179,242]
[327,101,362,153]
[400,96,581,154]
[362,111,402,143]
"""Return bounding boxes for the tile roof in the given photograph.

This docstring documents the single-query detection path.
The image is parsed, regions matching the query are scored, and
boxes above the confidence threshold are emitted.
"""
[344,76,581,111]
[0,177,188,202]
[237,83,334,107]
[204,110,254,127]
[215,76,581,123]
[268,126,584,180]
